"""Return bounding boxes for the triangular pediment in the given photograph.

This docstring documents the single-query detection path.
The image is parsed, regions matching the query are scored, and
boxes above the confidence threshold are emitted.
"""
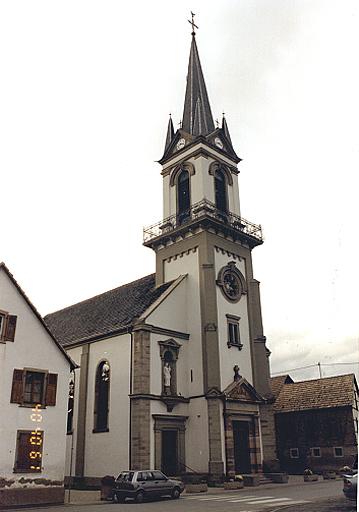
[158,338,181,350]
[224,377,264,403]
[206,386,223,397]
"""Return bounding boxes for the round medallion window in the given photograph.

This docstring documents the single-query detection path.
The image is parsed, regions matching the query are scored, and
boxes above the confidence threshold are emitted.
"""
[217,262,246,302]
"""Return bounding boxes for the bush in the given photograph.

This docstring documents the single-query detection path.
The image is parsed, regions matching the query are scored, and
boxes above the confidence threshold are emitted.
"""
[101,475,115,486]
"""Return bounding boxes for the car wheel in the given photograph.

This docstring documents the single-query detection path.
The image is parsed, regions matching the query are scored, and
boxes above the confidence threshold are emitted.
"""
[135,490,145,503]
[171,487,181,499]
[113,492,125,503]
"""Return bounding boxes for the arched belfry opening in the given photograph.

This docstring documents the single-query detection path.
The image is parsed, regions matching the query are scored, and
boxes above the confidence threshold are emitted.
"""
[214,169,228,214]
[177,169,190,224]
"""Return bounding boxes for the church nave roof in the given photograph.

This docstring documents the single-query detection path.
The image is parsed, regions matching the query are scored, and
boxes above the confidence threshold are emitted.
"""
[44,274,173,347]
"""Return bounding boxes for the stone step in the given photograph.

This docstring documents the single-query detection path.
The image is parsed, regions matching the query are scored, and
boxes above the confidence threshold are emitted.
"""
[259,477,273,485]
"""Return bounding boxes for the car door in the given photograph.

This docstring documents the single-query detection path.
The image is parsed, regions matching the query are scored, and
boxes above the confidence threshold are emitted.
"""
[137,471,155,497]
[151,470,170,497]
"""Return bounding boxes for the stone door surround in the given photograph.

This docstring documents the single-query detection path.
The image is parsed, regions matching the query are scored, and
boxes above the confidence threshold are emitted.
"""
[225,412,261,475]
[153,414,187,474]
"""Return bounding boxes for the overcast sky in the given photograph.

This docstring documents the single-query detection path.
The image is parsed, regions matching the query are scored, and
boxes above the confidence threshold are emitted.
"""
[0,0,358,382]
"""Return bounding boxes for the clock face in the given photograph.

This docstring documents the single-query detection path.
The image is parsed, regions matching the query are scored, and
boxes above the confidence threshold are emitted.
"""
[214,137,223,149]
[176,138,186,150]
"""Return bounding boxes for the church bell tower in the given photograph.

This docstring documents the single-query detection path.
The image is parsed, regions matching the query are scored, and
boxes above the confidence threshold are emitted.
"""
[143,21,275,478]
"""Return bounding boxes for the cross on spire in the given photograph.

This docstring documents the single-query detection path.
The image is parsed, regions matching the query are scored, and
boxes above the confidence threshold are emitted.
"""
[188,11,198,36]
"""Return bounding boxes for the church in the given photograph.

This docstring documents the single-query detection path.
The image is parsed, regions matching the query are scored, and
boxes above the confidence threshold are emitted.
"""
[45,24,276,486]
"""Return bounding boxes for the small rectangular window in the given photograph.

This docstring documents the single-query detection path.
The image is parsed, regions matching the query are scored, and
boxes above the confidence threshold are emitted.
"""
[289,448,299,459]
[0,313,6,338]
[152,470,167,480]
[226,315,243,349]
[334,447,344,457]
[23,371,45,405]
[310,447,321,457]
[0,311,17,342]
[14,430,43,473]
[10,369,57,407]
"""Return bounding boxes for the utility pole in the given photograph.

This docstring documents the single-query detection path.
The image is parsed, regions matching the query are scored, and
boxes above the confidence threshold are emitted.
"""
[318,362,322,378]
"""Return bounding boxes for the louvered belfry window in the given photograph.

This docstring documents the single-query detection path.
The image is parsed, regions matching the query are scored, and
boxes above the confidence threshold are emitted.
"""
[177,169,190,224]
[214,169,227,214]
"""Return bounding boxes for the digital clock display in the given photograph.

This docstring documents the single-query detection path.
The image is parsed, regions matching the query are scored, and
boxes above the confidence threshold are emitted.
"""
[29,404,43,471]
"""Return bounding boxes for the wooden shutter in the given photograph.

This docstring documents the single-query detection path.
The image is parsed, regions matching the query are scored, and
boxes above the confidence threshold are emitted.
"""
[45,373,58,406]
[4,315,17,342]
[11,369,24,403]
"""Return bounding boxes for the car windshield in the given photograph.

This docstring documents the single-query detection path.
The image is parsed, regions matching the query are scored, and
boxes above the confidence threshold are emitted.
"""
[116,472,134,482]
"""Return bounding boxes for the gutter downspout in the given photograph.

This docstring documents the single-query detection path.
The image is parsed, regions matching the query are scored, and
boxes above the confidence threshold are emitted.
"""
[129,329,133,469]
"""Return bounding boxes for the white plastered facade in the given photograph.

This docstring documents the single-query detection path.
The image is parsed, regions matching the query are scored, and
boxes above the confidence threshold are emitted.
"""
[0,267,70,493]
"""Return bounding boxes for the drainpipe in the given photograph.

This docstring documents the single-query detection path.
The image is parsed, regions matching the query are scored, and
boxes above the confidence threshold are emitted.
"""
[129,329,133,469]
[67,367,76,503]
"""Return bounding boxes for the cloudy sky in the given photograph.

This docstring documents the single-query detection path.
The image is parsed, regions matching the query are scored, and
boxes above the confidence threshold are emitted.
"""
[1,0,358,382]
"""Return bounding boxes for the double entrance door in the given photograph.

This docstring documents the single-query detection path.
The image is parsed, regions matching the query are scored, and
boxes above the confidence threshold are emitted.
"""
[161,430,178,476]
[233,421,251,474]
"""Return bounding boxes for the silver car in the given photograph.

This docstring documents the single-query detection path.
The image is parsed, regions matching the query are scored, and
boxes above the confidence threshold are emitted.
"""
[343,473,357,501]
[112,470,184,503]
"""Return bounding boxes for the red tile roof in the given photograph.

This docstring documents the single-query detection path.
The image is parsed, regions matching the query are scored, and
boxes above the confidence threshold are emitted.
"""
[273,374,357,413]
[270,375,294,398]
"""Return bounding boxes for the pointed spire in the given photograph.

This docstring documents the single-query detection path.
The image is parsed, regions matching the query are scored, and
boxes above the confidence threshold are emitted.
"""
[164,114,175,151]
[222,113,233,146]
[182,34,215,136]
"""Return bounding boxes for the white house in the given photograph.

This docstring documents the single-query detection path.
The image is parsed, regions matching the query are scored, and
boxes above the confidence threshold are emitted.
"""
[45,29,276,487]
[0,262,75,507]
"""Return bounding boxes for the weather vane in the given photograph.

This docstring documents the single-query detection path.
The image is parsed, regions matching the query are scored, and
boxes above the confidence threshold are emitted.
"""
[188,11,198,35]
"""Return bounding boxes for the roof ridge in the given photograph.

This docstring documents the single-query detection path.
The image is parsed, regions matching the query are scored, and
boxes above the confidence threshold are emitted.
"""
[289,373,354,385]
[45,273,156,317]
[0,261,76,369]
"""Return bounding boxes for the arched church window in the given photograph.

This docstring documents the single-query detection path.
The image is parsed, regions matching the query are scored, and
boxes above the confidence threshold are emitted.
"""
[67,379,75,433]
[94,360,110,432]
[177,169,190,224]
[214,169,228,215]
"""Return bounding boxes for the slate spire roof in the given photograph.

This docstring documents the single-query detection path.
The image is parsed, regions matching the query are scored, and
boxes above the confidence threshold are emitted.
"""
[164,115,175,151]
[222,114,233,146]
[44,274,173,347]
[182,34,215,136]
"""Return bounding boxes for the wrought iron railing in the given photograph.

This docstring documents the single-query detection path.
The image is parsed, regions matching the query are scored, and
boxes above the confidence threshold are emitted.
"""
[143,199,263,244]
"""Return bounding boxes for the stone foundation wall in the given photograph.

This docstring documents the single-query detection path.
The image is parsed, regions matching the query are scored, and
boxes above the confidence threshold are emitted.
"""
[0,486,65,508]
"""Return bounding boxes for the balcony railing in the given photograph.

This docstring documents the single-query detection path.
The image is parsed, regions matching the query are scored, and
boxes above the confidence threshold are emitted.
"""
[143,199,263,244]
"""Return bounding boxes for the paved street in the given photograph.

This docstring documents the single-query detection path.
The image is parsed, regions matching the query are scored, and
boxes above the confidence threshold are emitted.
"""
[7,477,356,512]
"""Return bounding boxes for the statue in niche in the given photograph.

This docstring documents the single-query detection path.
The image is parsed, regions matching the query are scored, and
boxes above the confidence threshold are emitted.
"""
[163,362,172,395]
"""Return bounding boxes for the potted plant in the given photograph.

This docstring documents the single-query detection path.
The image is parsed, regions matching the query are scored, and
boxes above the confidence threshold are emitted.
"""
[323,470,337,480]
[303,469,318,482]
[183,474,208,493]
[100,475,115,500]
[224,473,244,490]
